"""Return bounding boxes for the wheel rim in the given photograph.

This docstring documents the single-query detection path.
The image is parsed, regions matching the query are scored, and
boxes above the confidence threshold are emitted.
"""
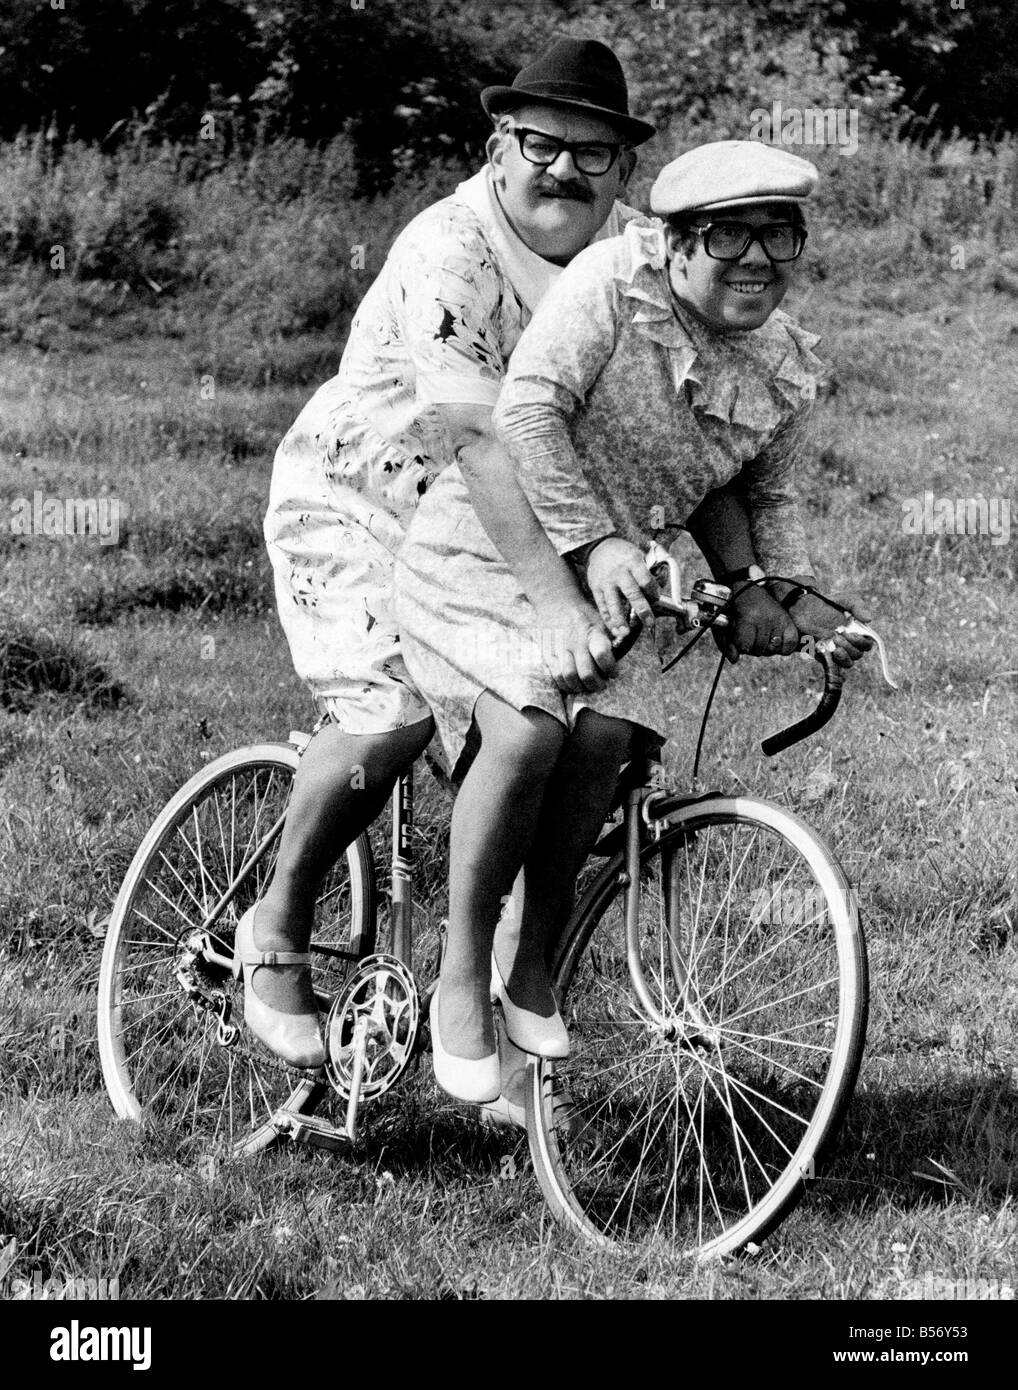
[99,754,370,1155]
[531,804,865,1257]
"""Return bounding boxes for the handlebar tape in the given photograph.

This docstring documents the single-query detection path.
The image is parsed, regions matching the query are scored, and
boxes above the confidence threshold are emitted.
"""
[761,648,846,756]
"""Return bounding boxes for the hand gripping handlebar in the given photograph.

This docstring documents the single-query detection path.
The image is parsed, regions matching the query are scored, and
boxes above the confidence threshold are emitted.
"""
[606,545,896,754]
[762,618,896,755]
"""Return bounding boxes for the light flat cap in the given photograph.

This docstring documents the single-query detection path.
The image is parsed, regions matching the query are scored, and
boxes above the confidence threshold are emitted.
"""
[650,140,818,216]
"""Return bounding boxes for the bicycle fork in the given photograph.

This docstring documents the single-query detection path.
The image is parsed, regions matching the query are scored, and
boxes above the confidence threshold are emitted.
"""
[622,773,713,1045]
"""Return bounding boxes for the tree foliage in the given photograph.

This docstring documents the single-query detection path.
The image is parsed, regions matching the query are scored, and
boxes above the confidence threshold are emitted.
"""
[0,0,1013,189]
[0,0,261,143]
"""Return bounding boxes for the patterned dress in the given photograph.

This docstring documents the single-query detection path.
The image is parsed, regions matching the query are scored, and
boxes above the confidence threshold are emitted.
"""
[395,219,826,773]
[264,169,639,733]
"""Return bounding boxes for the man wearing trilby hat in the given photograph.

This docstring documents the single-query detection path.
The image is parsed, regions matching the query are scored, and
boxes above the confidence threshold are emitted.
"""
[254,40,779,1119]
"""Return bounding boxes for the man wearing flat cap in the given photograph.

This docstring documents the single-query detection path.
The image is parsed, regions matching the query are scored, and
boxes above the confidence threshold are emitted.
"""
[254,38,657,1090]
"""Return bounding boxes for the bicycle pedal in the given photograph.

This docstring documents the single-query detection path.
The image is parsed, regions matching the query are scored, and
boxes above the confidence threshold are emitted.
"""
[269,1108,351,1152]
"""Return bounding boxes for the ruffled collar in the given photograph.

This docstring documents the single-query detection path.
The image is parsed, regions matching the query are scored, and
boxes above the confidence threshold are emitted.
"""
[613,220,826,434]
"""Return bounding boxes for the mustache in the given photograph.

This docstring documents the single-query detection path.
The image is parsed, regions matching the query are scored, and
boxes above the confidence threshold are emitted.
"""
[535,179,593,203]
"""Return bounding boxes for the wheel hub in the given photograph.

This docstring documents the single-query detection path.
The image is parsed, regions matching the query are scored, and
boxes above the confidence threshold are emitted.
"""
[174,929,231,998]
[174,930,241,1045]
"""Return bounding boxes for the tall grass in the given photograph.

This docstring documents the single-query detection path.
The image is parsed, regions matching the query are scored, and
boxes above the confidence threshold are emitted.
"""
[0,134,461,383]
[0,129,1015,384]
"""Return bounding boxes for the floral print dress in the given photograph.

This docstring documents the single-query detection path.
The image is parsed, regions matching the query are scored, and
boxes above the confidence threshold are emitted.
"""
[395,219,826,772]
[264,169,638,733]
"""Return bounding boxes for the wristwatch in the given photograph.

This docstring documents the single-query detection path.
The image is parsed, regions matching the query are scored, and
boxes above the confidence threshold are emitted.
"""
[721,563,766,593]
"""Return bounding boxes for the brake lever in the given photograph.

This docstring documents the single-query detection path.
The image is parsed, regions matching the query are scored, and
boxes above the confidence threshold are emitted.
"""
[815,618,898,690]
[644,541,728,631]
[644,541,682,604]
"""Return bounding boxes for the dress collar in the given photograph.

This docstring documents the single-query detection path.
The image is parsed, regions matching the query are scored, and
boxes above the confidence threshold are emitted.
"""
[455,167,626,315]
[613,220,826,432]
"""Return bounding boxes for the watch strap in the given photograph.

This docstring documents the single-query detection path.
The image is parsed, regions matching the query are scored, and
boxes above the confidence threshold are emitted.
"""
[774,583,810,610]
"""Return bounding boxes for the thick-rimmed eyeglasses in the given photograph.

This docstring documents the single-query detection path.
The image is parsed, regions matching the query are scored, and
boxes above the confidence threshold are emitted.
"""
[690,221,808,263]
[512,126,626,177]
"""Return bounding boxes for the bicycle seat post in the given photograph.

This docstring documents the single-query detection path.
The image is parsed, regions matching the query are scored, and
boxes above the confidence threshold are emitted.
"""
[390,768,414,967]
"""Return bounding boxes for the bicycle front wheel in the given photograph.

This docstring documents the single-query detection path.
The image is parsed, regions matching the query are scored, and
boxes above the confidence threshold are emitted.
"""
[97,743,376,1156]
[527,795,867,1258]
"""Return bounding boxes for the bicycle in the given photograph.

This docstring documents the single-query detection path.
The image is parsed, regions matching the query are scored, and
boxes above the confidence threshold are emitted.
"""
[97,549,896,1257]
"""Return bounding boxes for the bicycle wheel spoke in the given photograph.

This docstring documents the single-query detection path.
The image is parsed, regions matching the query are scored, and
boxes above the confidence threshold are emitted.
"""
[721,974,840,1030]
[720,1032,831,1088]
[694,911,834,1008]
[119,995,196,1056]
[705,1042,755,1210]
[725,1015,838,1049]
[693,1050,811,1137]
[695,1046,781,1194]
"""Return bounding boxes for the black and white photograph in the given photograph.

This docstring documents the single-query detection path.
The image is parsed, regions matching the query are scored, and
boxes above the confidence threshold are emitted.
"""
[0,0,1014,1336]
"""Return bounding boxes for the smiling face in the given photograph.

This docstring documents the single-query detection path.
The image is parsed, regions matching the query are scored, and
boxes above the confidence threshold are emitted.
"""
[486,102,635,265]
[665,203,803,333]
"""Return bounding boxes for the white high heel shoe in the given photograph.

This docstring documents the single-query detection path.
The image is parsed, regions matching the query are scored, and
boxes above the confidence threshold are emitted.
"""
[491,953,569,1059]
[429,985,500,1104]
[231,906,325,1069]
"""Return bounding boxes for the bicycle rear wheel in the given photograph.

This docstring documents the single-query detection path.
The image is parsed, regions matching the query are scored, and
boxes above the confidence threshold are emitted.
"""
[97,743,376,1156]
[527,794,867,1258]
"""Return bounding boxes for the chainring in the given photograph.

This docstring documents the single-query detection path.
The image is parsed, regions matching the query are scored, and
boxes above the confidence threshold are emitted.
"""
[324,953,420,1101]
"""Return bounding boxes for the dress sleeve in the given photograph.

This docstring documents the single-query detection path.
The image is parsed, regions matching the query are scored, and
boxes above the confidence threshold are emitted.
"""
[493,247,619,555]
[740,405,814,577]
[394,214,506,408]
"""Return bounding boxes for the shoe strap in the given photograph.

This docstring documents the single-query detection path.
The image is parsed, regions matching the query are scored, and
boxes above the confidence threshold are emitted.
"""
[237,948,312,967]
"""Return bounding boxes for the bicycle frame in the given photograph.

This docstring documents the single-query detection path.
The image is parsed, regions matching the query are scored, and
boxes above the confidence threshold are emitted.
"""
[390,769,415,968]
[374,749,674,1028]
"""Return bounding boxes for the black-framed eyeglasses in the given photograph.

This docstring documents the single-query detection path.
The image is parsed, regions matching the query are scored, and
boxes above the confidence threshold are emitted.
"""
[690,221,808,263]
[512,126,626,177]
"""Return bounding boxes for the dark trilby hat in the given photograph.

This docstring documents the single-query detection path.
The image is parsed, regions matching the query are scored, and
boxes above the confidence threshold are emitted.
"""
[481,37,655,146]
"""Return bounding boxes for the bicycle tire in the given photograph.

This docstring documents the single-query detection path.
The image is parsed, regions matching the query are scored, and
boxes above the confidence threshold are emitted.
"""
[527,794,867,1258]
[97,742,376,1157]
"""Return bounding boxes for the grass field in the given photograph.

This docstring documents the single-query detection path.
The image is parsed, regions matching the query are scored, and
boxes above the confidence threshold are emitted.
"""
[0,168,1015,1301]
